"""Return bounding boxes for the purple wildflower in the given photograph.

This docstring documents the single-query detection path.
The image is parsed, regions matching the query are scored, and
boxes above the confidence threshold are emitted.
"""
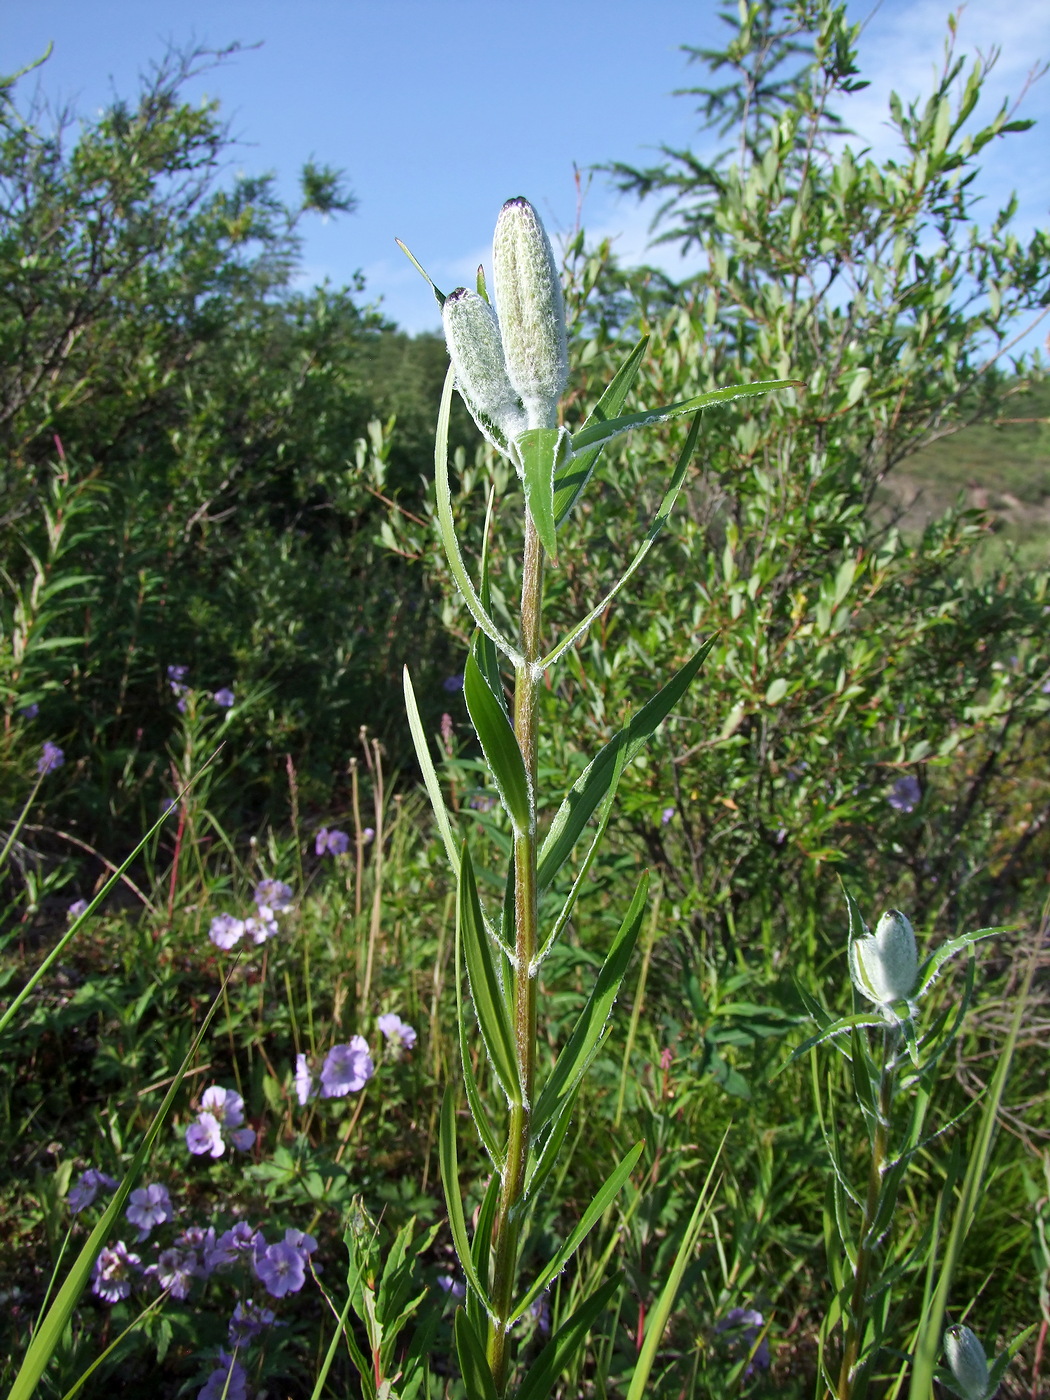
[126,1183,174,1240]
[204,1222,263,1272]
[167,664,189,687]
[255,1240,307,1298]
[315,827,350,856]
[148,1246,198,1299]
[36,741,64,775]
[213,687,235,708]
[209,913,245,951]
[20,703,39,719]
[243,909,277,945]
[320,1037,374,1097]
[186,1112,225,1158]
[253,878,293,913]
[443,673,464,692]
[67,898,89,921]
[377,1013,417,1053]
[68,1167,117,1213]
[661,806,675,825]
[198,1350,248,1400]
[715,1307,770,1376]
[362,827,375,844]
[887,775,921,813]
[92,1241,141,1303]
[436,1274,467,1301]
[228,1297,276,1346]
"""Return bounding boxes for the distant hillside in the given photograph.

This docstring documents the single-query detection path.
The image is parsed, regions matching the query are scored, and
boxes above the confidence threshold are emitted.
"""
[877,378,1050,565]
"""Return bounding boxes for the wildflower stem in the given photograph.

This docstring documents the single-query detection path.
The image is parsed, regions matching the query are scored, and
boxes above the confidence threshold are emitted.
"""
[837,1023,898,1400]
[488,512,544,1393]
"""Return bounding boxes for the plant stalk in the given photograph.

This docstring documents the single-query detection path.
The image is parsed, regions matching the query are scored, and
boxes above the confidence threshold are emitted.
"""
[837,1023,898,1400]
[488,513,544,1393]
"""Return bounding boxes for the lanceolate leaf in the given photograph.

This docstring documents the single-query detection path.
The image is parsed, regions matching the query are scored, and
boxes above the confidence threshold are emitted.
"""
[554,335,648,525]
[509,1142,644,1323]
[516,1277,622,1400]
[537,637,716,891]
[438,1087,490,1310]
[459,844,520,1104]
[570,379,801,455]
[454,889,501,1166]
[454,1308,499,1400]
[533,874,650,1135]
[542,413,703,671]
[464,649,530,834]
[915,925,1003,997]
[403,665,460,879]
[516,427,570,562]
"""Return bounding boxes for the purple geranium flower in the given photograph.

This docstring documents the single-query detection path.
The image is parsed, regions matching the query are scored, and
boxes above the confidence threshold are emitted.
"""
[320,1037,374,1097]
[243,908,277,945]
[204,1222,263,1273]
[92,1240,141,1303]
[442,673,464,692]
[887,775,921,813]
[209,913,245,951]
[126,1183,174,1241]
[67,898,89,921]
[198,1350,248,1400]
[661,806,675,825]
[315,827,350,856]
[255,1240,306,1298]
[228,1296,277,1346]
[36,741,64,775]
[377,1013,417,1053]
[253,878,293,913]
[68,1167,118,1213]
[213,687,235,708]
[148,1246,198,1299]
[186,1086,255,1158]
[715,1307,770,1376]
[186,1112,225,1158]
[20,702,39,719]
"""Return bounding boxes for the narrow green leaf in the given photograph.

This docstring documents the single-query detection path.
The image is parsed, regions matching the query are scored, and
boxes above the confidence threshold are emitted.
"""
[434,365,523,666]
[786,1010,886,1064]
[403,665,460,879]
[394,238,445,306]
[454,1308,499,1400]
[533,874,649,1135]
[554,336,648,524]
[624,1134,727,1400]
[463,649,530,833]
[459,845,520,1103]
[570,379,801,454]
[527,1083,580,1200]
[454,894,501,1166]
[516,1277,622,1400]
[538,637,716,891]
[517,427,568,561]
[509,1141,644,1323]
[915,925,1004,998]
[438,1087,489,1309]
[471,1169,502,1299]
[541,413,703,671]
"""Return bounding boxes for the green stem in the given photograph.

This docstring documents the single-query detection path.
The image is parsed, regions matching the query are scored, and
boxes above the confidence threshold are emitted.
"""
[488,513,544,1394]
[837,1024,898,1400]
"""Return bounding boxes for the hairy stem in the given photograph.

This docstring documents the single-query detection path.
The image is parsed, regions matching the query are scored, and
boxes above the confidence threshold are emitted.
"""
[488,513,544,1394]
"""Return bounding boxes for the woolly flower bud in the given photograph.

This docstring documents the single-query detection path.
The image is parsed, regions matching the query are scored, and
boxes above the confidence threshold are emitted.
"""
[849,908,918,1008]
[492,197,568,430]
[944,1325,990,1400]
[442,287,526,451]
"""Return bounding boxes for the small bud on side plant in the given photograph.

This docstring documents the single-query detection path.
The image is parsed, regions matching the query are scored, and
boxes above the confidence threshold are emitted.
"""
[849,908,918,1010]
[442,287,526,452]
[492,197,568,430]
[944,1324,991,1400]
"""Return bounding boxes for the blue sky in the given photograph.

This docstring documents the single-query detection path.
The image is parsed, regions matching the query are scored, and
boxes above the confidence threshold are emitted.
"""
[3,0,1049,337]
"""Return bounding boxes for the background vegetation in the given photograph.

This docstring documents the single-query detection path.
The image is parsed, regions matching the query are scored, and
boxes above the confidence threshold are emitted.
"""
[1,4,1047,1397]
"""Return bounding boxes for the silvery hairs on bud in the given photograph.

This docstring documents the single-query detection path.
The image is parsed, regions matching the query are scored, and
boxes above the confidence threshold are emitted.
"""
[849,908,919,1008]
[492,197,568,430]
[442,287,527,454]
[944,1325,991,1400]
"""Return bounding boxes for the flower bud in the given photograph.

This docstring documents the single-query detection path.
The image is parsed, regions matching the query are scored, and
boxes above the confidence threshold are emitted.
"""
[492,197,568,430]
[442,287,526,452]
[944,1324,990,1400]
[849,908,918,1007]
